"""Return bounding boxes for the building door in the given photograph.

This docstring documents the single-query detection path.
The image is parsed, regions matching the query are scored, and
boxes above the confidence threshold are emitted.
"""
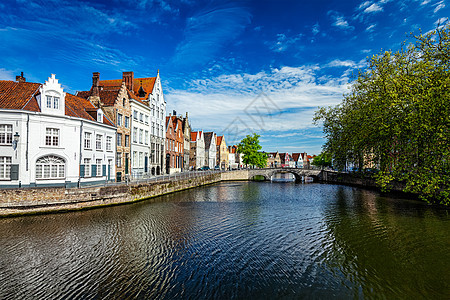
[125,153,129,175]
[166,154,170,174]
[108,159,112,181]
[145,156,148,173]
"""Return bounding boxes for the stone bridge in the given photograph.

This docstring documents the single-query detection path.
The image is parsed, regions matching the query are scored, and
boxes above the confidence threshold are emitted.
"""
[248,168,322,181]
[221,168,322,182]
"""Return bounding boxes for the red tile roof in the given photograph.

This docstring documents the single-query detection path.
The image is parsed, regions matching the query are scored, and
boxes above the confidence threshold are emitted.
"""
[0,80,113,126]
[99,77,156,100]
[0,81,41,111]
[216,135,223,146]
[191,132,198,142]
[291,153,301,162]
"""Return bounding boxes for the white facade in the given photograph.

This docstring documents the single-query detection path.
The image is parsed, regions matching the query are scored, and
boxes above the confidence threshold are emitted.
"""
[130,99,151,178]
[0,75,116,188]
[148,73,166,175]
[205,132,216,168]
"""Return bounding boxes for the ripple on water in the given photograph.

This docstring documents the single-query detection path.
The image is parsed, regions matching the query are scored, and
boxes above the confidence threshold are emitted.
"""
[0,182,449,299]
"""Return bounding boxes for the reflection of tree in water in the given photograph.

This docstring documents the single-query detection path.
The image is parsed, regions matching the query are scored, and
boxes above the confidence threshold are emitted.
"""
[321,186,450,299]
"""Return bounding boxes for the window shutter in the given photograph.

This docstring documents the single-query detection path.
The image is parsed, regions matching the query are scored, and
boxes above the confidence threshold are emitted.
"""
[102,165,106,176]
[80,165,85,178]
[92,165,97,177]
[10,164,19,180]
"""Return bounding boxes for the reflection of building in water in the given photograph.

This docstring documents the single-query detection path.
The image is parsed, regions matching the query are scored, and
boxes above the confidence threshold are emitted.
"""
[271,173,295,182]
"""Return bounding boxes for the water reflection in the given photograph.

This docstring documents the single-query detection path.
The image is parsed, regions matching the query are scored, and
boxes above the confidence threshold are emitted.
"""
[0,182,449,299]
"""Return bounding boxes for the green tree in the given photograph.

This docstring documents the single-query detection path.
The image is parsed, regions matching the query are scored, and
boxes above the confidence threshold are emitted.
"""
[311,152,332,169]
[237,134,268,168]
[314,24,450,204]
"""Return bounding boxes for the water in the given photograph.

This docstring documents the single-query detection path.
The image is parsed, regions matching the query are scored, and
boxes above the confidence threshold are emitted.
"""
[0,182,449,299]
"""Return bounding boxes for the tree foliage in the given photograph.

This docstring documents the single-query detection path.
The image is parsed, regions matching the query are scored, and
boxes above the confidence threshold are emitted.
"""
[314,24,450,204]
[312,152,332,168]
[237,133,267,168]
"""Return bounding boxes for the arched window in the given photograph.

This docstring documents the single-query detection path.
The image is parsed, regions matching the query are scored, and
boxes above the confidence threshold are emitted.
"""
[36,155,65,179]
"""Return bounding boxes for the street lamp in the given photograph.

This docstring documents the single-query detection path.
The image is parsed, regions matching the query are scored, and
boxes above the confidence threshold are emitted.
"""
[12,132,19,150]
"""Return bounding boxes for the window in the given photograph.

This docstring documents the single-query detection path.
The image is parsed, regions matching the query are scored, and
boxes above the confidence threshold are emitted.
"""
[145,130,148,145]
[46,96,52,108]
[84,158,91,177]
[139,129,143,144]
[152,122,155,135]
[133,110,138,120]
[46,128,59,146]
[106,136,112,151]
[139,152,143,167]
[0,125,12,145]
[139,113,143,122]
[145,115,149,124]
[133,127,137,143]
[125,135,129,147]
[152,104,155,116]
[151,143,155,163]
[96,134,102,150]
[96,159,102,176]
[117,133,122,147]
[123,98,126,107]
[84,132,91,149]
[53,97,59,109]
[125,116,130,128]
[35,155,65,180]
[117,113,123,126]
[117,152,122,168]
[156,107,159,118]
[0,156,11,180]
[133,151,137,167]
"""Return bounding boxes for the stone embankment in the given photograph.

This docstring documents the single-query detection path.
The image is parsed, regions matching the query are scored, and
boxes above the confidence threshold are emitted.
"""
[0,172,223,217]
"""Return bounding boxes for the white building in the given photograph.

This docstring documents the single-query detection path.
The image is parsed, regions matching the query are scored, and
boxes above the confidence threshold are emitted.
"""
[130,98,151,178]
[190,131,205,169]
[204,132,216,168]
[0,74,116,188]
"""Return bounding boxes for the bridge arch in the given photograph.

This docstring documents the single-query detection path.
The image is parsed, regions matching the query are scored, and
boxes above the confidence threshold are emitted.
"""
[247,168,322,182]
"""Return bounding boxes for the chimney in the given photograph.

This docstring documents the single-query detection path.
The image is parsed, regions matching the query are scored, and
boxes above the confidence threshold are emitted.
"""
[16,72,26,83]
[92,72,100,97]
[173,110,177,116]
[122,71,134,91]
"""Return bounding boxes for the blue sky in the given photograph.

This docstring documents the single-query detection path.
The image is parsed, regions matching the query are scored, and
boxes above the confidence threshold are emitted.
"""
[0,0,448,154]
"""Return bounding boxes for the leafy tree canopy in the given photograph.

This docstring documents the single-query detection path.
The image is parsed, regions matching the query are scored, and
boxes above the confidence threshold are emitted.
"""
[312,152,332,168]
[314,23,450,204]
[237,133,268,168]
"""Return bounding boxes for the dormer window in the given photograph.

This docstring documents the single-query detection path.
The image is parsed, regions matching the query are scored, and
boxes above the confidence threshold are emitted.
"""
[46,95,59,109]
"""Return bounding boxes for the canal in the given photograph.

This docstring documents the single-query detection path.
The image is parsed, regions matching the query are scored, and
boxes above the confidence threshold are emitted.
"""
[0,181,449,299]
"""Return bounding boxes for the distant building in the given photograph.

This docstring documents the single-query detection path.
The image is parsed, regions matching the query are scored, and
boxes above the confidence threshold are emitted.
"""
[165,115,184,174]
[216,135,228,170]
[182,113,191,171]
[300,153,310,168]
[291,153,304,168]
[204,132,217,168]
[190,131,205,169]
[267,152,281,168]
[0,73,116,187]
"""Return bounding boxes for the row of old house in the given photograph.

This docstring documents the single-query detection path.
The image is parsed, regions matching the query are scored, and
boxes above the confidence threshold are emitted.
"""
[265,152,314,168]
[0,71,247,188]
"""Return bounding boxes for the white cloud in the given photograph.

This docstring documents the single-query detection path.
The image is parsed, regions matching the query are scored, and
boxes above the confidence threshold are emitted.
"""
[268,33,303,52]
[334,16,352,29]
[358,1,372,10]
[364,3,383,13]
[165,65,354,147]
[312,23,320,35]
[0,68,15,80]
[421,0,431,5]
[434,17,448,26]
[434,1,445,13]
[366,24,377,31]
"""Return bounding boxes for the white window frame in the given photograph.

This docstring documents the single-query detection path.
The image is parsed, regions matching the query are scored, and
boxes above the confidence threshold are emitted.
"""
[84,158,91,177]
[45,128,59,146]
[117,133,122,147]
[53,97,59,109]
[35,155,65,180]
[96,159,102,177]
[0,156,12,180]
[106,136,112,151]
[0,125,12,145]
[96,134,102,150]
[84,132,92,149]
[139,129,143,144]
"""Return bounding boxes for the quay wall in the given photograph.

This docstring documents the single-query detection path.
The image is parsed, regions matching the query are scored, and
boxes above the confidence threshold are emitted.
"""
[321,171,407,192]
[0,173,222,217]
